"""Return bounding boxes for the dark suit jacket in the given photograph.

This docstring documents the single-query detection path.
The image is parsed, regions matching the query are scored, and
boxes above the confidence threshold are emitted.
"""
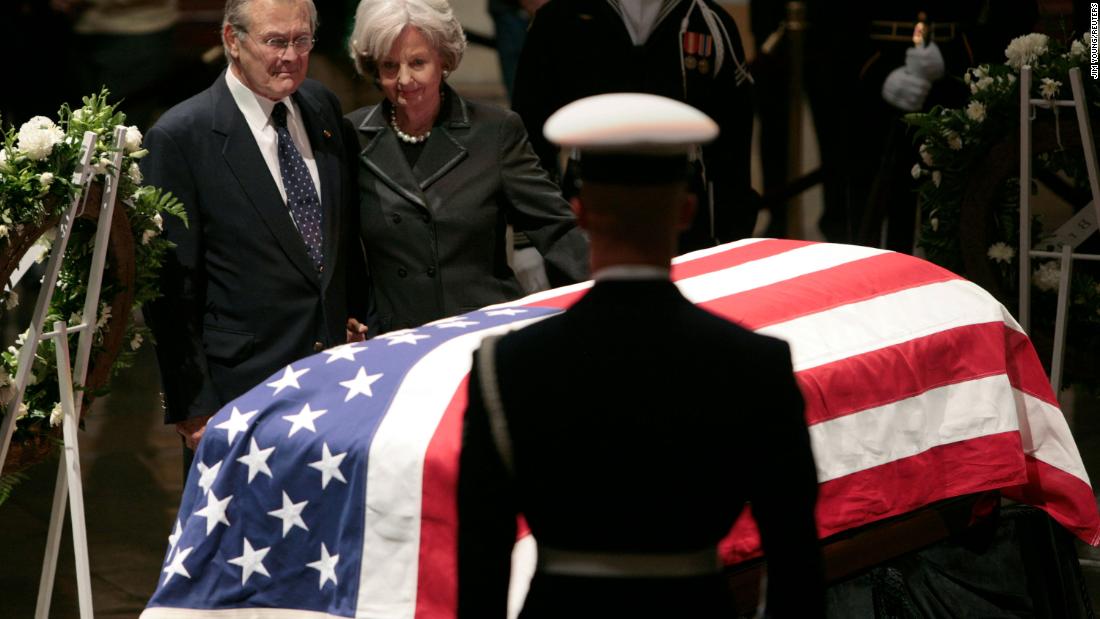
[457,279,824,618]
[346,86,588,333]
[141,72,368,423]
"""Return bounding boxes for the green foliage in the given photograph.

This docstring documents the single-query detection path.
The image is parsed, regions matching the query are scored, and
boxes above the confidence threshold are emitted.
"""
[0,90,183,458]
[905,33,1100,387]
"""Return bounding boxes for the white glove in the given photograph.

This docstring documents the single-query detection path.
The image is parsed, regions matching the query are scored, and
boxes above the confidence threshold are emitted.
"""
[905,41,945,81]
[882,67,932,111]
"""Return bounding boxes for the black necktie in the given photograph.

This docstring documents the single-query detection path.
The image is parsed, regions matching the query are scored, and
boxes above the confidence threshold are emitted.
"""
[271,102,324,271]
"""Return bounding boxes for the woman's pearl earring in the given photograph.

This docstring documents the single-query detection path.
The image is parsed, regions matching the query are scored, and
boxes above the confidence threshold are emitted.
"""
[442,69,450,78]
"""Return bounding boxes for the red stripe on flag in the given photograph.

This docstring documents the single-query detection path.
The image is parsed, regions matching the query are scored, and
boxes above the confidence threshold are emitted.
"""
[1002,455,1100,545]
[719,432,1028,565]
[670,239,818,281]
[699,251,960,330]
[1004,327,1059,406]
[415,378,468,619]
[797,322,1009,424]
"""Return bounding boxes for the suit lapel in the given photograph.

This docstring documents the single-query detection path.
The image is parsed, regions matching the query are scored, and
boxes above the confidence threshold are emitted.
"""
[293,87,340,290]
[356,106,428,209]
[212,76,319,288]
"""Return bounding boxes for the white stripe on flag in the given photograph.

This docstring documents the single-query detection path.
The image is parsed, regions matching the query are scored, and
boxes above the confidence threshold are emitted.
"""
[356,316,550,618]
[676,243,889,305]
[758,280,1012,372]
[1019,390,1091,484]
[808,374,1018,482]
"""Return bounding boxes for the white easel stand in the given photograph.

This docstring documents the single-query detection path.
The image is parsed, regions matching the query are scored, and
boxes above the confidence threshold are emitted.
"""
[0,126,128,618]
[1018,66,1100,396]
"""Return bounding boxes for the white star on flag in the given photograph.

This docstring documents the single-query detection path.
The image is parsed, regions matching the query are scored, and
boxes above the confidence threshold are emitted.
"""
[340,367,383,401]
[377,328,416,339]
[194,490,233,535]
[267,491,310,537]
[385,333,431,346]
[236,438,275,483]
[266,364,310,395]
[167,520,182,551]
[433,318,480,329]
[228,538,271,586]
[214,407,257,446]
[283,403,328,437]
[306,543,340,589]
[307,442,347,489]
[162,546,193,584]
[486,308,527,316]
[196,459,222,495]
[323,344,366,364]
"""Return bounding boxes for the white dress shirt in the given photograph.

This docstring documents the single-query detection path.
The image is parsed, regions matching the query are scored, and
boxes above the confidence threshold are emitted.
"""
[225,69,323,212]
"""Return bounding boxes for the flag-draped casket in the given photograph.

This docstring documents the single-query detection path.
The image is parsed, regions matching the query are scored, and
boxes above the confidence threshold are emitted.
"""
[141,239,1100,618]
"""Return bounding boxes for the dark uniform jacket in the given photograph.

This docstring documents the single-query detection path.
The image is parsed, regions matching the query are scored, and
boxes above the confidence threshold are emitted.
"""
[141,73,369,424]
[347,86,589,333]
[512,0,756,251]
[457,278,824,618]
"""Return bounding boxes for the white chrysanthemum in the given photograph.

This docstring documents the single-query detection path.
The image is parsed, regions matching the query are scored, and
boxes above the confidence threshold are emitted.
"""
[49,402,64,428]
[5,290,18,310]
[945,131,963,150]
[0,148,8,171]
[1039,78,1062,100]
[16,116,65,161]
[932,170,942,187]
[153,212,163,230]
[0,225,8,239]
[16,402,28,421]
[123,126,143,153]
[72,108,88,122]
[1034,261,1061,291]
[130,332,144,351]
[919,143,934,166]
[1007,74,1017,84]
[966,101,986,123]
[1070,39,1086,59]
[976,76,994,91]
[142,229,157,245]
[92,156,111,176]
[39,172,54,187]
[1006,33,1050,69]
[987,242,1016,263]
[911,164,923,179]
[128,162,142,184]
[930,217,939,232]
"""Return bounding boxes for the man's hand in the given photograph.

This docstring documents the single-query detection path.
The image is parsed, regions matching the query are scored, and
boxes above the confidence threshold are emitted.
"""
[346,317,369,343]
[176,415,213,451]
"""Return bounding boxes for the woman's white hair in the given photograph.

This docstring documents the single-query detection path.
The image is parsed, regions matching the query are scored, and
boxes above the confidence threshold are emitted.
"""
[349,0,467,78]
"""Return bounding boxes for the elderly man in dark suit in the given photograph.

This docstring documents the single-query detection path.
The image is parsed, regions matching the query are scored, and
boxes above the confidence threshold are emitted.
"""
[457,94,824,618]
[140,0,370,467]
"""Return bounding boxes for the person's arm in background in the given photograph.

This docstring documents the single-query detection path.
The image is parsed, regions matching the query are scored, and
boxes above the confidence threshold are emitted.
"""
[457,351,519,619]
[498,111,589,286]
[746,338,825,618]
[140,121,219,446]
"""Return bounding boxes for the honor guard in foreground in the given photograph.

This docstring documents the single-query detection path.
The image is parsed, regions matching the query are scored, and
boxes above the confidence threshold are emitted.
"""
[457,94,825,618]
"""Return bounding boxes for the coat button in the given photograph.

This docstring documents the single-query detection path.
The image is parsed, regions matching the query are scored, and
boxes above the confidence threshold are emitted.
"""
[392,213,402,224]
[398,267,407,278]
[313,341,324,352]
[426,266,436,277]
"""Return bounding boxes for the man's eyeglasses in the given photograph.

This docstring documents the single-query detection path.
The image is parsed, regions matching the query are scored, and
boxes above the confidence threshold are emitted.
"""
[236,29,315,55]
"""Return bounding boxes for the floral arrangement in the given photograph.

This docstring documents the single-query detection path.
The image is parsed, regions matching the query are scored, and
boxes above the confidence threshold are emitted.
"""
[906,33,1100,387]
[0,91,184,502]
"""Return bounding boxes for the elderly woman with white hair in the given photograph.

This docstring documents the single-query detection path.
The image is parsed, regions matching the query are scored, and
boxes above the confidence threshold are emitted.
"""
[345,0,588,333]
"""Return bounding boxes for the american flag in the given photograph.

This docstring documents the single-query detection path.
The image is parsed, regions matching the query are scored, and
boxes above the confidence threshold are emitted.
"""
[142,239,1100,619]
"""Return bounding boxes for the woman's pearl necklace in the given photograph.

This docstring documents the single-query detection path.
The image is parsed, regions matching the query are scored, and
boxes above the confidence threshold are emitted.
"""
[390,108,430,144]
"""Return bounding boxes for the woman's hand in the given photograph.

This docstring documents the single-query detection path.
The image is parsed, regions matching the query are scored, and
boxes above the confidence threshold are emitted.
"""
[347,317,370,343]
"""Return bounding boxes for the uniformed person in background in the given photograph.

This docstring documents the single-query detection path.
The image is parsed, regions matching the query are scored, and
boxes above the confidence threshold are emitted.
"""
[511,0,756,253]
[457,93,824,619]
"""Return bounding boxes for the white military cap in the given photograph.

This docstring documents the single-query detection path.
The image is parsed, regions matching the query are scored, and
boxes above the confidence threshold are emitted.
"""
[543,93,718,183]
